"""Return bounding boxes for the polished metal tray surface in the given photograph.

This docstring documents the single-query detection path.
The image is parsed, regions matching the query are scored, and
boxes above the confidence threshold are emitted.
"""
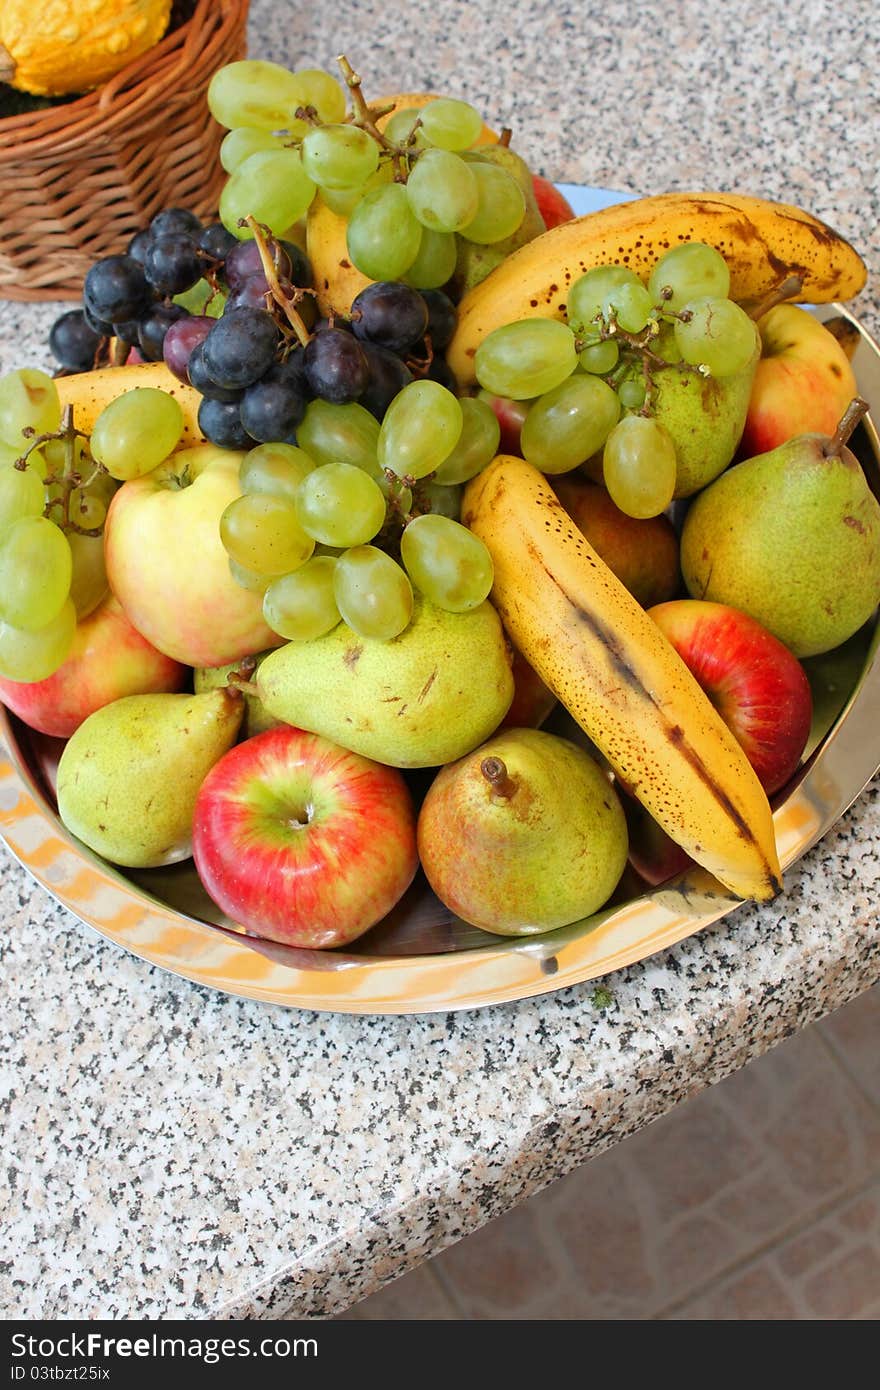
[1,189,878,1014]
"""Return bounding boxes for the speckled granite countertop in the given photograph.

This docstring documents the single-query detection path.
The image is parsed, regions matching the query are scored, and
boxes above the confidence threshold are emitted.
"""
[1,0,878,1320]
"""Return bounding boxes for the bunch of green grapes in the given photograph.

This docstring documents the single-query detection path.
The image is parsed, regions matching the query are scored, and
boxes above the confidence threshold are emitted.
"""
[0,370,185,683]
[223,381,500,642]
[208,58,526,287]
[473,241,759,518]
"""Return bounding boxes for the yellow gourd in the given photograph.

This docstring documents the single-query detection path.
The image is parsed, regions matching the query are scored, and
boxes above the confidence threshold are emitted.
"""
[0,0,172,97]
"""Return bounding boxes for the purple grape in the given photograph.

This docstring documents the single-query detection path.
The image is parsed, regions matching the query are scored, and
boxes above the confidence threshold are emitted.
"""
[151,207,202,239]
[358,343,413,420]
[112,318,142,347]
[198,223,237,262]
[198,398,254,450]
[163,315,214,383]
[144,235,202,297]
[127,229,154,266]
[421,289,457,351]
[202,307,280,390]
[49,310,102,372]
[224,273,272,313]
[224,240,271,290]
[351,282,428,354]
[138,303,189,362]
[304,327,369,404]
[188,343,244,402]
[84,255,149,324]
[240,364,307,443]
[82,301,114,337]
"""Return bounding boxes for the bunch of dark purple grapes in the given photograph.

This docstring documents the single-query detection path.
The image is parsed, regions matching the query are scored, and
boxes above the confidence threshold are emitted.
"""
[48,206,459,451]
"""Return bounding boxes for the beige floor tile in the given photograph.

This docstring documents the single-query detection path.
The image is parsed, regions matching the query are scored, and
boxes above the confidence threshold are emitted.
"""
[668,1262,799,1319]
[340,1263,458,1319]
[819,984,880,1104]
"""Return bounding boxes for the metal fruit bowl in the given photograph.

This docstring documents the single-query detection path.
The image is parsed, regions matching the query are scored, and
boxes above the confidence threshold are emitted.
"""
[1,194,878,1013]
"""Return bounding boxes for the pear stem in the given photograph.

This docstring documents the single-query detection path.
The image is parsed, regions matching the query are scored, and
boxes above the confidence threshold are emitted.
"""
[744,273,804,321]
[226,657,259,699]
[823,397,870,458]
[481,756,517,799]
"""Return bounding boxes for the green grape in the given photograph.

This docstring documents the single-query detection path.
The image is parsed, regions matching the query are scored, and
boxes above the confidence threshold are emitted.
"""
[419,98,483,151]
[41,436,90,480]
[417,480,462,519]
[674,297,760,377]
[377,380,463,480]
[229,557,271,594]
[603,280,655,333]
[319,163,393,215]
[0,442,46,478]
[220,493,315,576]
[0,460,44,529]
[301,124,379,191]
[434,396,500,485]
[459,164,526,244]
[296,399,380,474]
[475,319,578,400]
[67,487,106,530]
[378,472,413,516]
[295,463,387,547]
[401,514,493,611]
[567,266,643,335]
[618,378,647,410]
[220,150,316,240]
[347,184,422,280]
[383,107,428,148]
[0,516,72,630]
[0,369,61,449]
[240,442,316,500]
[406,149,479,233]
[173,278,226,317]
[602,415,677,518]
[521,374,620,474]
[404,228,458,289]
[648,242,731,312]
[207,60,311,132]
[288,69,347,124]
[220,126,289,174]
[90,388,183,481]
[263,557,341,641]
[333,546,413,641]
[67,532,108,619]
[0,597,76,683]
[577,340,619,374]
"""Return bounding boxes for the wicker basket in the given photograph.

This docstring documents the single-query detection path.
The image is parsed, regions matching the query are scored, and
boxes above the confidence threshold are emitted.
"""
[0,0,249,302]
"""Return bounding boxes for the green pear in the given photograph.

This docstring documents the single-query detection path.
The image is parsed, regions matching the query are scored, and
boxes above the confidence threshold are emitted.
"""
[646,321,760,497]
[680,400,880,657]
[417,727,629,935]
[255,596,514,767]
[57,688,243,867]
[195,652,278,739]
[451,144,547,295]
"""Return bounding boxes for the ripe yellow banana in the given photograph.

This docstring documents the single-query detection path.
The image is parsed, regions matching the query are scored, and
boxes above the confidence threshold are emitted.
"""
[463,455,782,903]
[56,361,203,442]
[307,91,499,318]
[447,191,867,386]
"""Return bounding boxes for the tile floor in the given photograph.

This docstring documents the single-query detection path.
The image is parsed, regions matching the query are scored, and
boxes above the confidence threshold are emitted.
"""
[340,984,880,1319]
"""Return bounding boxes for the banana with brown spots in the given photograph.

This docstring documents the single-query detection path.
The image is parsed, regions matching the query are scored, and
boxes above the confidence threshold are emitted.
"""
[447,190,867,387]
[463,454,783,903]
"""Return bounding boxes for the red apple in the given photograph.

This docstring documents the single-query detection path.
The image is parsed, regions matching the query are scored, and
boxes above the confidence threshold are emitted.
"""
[621,790,693,886]
[104,443,280,668]
[740,304,858,457]
[478,390,528,456]
[499,646,556,729]
[552,477,681,608]
[192,726,419,948]
[532,176,576,230]
[0,594,186,738]
[648,599,812,795]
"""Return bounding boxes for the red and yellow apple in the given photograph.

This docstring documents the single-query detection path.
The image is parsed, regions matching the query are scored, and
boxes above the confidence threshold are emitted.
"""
[649,599,812,795]
[0,594,185,738]
[552,476,681,608]
[192,725,419,948]
[104,443,280,668]
[740,304,858,458]
[531,176,576,230]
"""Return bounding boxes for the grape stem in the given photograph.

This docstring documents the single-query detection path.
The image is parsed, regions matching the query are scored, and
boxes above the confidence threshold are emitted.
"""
[42,405,105,537]
[336,53,419,181]
[241,215,313,349]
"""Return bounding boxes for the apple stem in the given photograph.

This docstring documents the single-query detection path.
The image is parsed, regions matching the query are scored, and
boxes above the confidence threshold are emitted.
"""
[481,756,517,799]
[823,397,870,458]
[744,273,804,321]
